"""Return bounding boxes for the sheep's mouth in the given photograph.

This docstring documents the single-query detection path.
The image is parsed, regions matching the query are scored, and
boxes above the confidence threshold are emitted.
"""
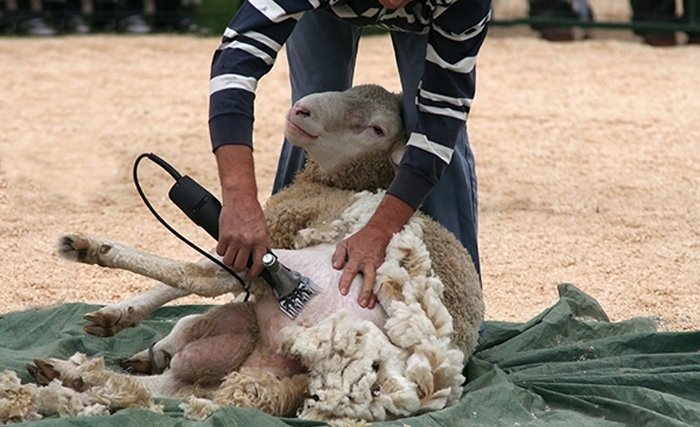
[286,119,317,140]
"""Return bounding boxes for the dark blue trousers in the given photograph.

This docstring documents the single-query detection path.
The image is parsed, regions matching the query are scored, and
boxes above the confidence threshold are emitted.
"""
[273,11,481,277]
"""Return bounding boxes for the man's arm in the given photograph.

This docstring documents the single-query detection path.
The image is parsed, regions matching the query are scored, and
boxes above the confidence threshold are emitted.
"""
[387,2,491,210]
[214,144,268,277]
[208,1,322,273]
[335,0,491,307]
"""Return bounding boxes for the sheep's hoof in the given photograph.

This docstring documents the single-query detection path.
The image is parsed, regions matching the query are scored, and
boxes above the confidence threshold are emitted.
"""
[120,348,171,375]
[26,359,59,386]
[83,323,119,337]
[120,357,154,375]
[27,358,89,392]
[84,309,120,328]
[57,234,91,262]
[57,234,111,265]
[83,306,137,337]
[84,310,122,337]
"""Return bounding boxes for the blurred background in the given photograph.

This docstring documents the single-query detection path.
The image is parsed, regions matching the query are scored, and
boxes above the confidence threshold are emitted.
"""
[1,0,698,46]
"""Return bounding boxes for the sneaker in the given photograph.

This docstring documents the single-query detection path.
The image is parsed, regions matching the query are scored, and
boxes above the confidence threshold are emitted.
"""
[66,15,90,34]
[540,27,574,42]
[643,31,676,47]
[17,17,56,36]
[117,15,151,34]
[176,18,211,36]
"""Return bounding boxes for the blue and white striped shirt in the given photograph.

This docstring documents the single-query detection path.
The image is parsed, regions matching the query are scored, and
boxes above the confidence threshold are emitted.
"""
[209,0,491,209]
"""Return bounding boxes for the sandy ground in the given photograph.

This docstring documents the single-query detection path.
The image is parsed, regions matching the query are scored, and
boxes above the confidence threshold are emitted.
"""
[1,29,699,332]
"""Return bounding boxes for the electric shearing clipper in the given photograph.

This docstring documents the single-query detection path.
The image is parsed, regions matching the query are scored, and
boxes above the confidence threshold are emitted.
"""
[133,153,319,319]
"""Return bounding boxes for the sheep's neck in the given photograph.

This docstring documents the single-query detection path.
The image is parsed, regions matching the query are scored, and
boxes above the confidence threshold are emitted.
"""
[298,151,395,192]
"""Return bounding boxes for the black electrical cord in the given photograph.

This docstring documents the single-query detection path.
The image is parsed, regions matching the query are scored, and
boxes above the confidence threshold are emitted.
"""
[132,153,250,300]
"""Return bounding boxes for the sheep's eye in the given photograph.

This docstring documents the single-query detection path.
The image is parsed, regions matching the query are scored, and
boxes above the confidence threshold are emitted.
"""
[372,126,385,136]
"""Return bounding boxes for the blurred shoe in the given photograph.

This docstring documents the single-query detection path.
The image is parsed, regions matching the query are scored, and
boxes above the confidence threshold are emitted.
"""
[688,33,700,44]
[643,31,676,47]
[17,17,56,36]
[176,18,212,36]
[117,15,151,34]
[540,27,574,42]
[66,15,90,34]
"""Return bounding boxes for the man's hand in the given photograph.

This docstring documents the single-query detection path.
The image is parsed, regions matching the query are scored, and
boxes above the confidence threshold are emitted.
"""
[332,194,415,308]
[214,144,268,278]
[332,223,391,309]
[217,199,268,278]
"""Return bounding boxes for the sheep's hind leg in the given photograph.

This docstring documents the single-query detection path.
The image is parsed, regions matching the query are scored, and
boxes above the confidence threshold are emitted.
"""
[58,234,243,297]
[167,302,260,386]
[120,313,201,375]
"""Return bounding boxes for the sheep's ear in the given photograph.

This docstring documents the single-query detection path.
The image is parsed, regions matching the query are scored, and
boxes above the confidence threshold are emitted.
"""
[389,144,406,175]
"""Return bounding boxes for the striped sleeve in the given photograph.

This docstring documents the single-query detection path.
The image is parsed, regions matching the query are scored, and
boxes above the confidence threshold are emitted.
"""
[388,0,491,210]
[208,0,318,151]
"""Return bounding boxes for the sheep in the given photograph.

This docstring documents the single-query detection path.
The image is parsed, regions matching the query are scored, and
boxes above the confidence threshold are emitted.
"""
[22,84,483,423]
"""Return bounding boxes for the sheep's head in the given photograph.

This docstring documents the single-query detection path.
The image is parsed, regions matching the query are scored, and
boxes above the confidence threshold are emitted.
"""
[284,85,406,178]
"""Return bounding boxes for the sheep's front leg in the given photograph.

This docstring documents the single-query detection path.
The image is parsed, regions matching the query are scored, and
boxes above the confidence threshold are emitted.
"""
[84,284,191,337]
[117,302,262,383]
[58,234,244,297]
[26,353,96,392]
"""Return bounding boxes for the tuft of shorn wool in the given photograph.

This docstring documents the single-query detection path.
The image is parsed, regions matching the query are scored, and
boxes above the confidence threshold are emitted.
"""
[280,194,465,421]
[3,354,163,423]
[376,220,465,409]
[0,370,111,424]
[214,367,308,418]
[294,191,382,249]
[180,396,220,421]
[1,370,42,424]
[281,311,420,421]
[53,354,163,413]
[328,419,372,427]
[36,379,109,418]
[83,370,162,413]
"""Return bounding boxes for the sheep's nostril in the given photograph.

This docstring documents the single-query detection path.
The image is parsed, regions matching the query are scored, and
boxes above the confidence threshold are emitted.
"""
[293,103,311,117]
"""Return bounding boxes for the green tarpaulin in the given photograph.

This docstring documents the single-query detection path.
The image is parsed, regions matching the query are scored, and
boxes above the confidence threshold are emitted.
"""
[2,283,700,426]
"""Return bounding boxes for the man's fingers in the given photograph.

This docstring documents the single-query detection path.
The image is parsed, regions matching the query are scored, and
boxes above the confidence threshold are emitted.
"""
[332,243,348,270]
[216,240,228,258]
[217,244,249,272]
[358,266,376,308]
[217,243,236,268]
[367,293,377,309]
[338,260,377,308]
[333,230,385,308]
[338,262,359,296]
[334,242,351,295]
[231,248,251,272]
[246,246,267,278]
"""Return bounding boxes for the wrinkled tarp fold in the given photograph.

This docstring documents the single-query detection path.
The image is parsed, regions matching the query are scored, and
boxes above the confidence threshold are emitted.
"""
[2,283,699,426]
